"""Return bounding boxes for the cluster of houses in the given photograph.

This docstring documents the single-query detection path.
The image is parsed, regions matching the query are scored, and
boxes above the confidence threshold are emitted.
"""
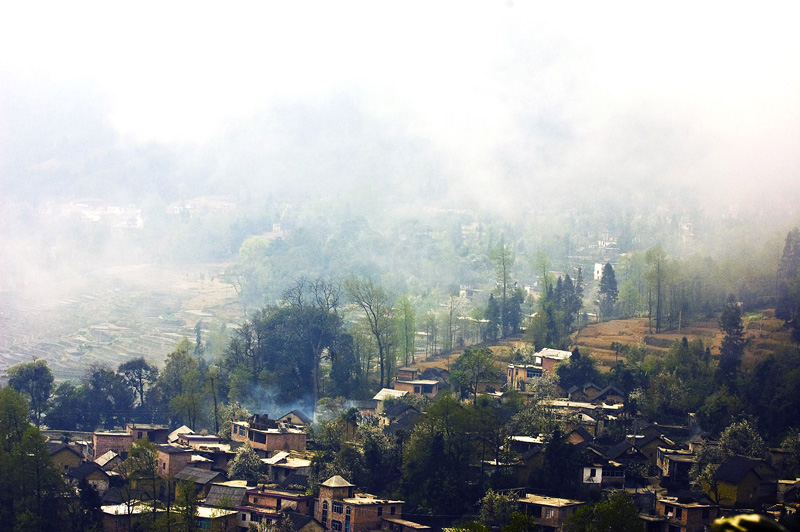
[43,346,799,532]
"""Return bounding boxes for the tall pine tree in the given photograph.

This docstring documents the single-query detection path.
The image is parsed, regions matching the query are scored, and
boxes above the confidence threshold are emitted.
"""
[599,263,618,320]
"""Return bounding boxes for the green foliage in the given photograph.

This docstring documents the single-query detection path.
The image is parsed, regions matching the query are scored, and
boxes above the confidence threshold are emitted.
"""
[401,393,478,516]
[451,347,500,404]
[0,387,70,532]
[562,491,642,532]
[175,479,199,532]
[555,350,602,391]
[345,276,395,389]
[599,262,618,320]
[717,294,745,381]
[531,429,586,498]
[86,364,135,429]
[479,489,518,529]
[118,357,159,411]
[779,430,800,479]
[7,360,54,425]
[228,443,263,484]
[524,275,580,350]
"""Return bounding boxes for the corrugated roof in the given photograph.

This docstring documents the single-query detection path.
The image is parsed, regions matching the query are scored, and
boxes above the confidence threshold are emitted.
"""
[175,466,223,484]
[204,484,247,507]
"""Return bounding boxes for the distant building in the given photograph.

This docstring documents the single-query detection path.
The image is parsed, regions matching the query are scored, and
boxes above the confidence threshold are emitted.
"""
[507,348,572,391]
[231,414,307,455]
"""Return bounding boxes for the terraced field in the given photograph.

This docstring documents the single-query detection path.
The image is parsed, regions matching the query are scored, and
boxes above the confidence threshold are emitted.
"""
[0,263,241,381]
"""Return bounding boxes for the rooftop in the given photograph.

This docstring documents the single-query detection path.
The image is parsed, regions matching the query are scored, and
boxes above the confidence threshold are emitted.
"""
[519,494,584,507]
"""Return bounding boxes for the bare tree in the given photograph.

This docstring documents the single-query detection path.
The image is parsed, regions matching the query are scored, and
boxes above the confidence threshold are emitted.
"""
[345,277,394,388]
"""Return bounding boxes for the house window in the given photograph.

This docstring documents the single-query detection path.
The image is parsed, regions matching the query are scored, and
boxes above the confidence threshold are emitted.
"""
[333,502,343,514]
[526,368,542,378]
[390,506,396,515]
[532,506,542,518]
[331,520,342,531]
[665,505,674,517]
[414,386,421,394]
[322,501,328,524]
[589,468,596,478]
[545,508,554,519]
[702,509,710,520]
[138,432,143,439]
[345,514,351,532]
[378,507,383,516]
[676,508,682,521]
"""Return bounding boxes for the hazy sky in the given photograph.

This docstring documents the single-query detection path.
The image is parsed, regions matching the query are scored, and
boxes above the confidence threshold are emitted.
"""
[2,1,800,211]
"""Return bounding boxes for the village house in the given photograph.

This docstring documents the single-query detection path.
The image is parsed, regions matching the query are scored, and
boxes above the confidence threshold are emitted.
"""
[101,501,164,532]
[278,410,313,428]
[92,423,169,459]
[393,378,439,398]
[95,450,123,472]
[196,506,239,531]
[641,495,719,532]
[231,414,307,455]
[236,482,317,529]
[156,444,195,478]
[709,455,778,508]
[67,462,112,495]
[507,348,572,391]
[263,451,313,484]
[657,448,696,490]
[517,493,584,531]
[46,441,84,474]
[174,466,225,499]
[315,475,425,532]
[372,389,408,413]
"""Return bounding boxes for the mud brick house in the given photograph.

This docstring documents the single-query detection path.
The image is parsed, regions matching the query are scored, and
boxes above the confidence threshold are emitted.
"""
[653,495,719,532]
[709,455,778,508]
[237,482,317,529]
[156,444,194,478]
[507,348,572,391]
[517,494,584,530]
[46,441,84,474]
[393,378,440,398]
[92,423,169,459]
[231,414,307,455]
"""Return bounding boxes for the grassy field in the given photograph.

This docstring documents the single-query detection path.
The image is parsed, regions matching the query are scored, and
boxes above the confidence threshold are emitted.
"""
[411,310,794,375]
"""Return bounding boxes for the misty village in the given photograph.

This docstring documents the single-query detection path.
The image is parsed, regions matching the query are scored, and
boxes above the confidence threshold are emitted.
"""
[2,3,800,532]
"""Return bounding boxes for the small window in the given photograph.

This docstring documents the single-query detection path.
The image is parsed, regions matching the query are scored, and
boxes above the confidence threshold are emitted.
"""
[676,508,682,521]
[589,468,596,478]
[333,502,343,514]
[390,506,396,515]
[378,507,383,516]
[331,520,343,531]
[545,508,554,519]
[346,507,351,516]
[702,509,710,520]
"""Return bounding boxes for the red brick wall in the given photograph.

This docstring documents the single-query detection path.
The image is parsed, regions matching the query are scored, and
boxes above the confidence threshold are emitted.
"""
[93,433,133,458]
